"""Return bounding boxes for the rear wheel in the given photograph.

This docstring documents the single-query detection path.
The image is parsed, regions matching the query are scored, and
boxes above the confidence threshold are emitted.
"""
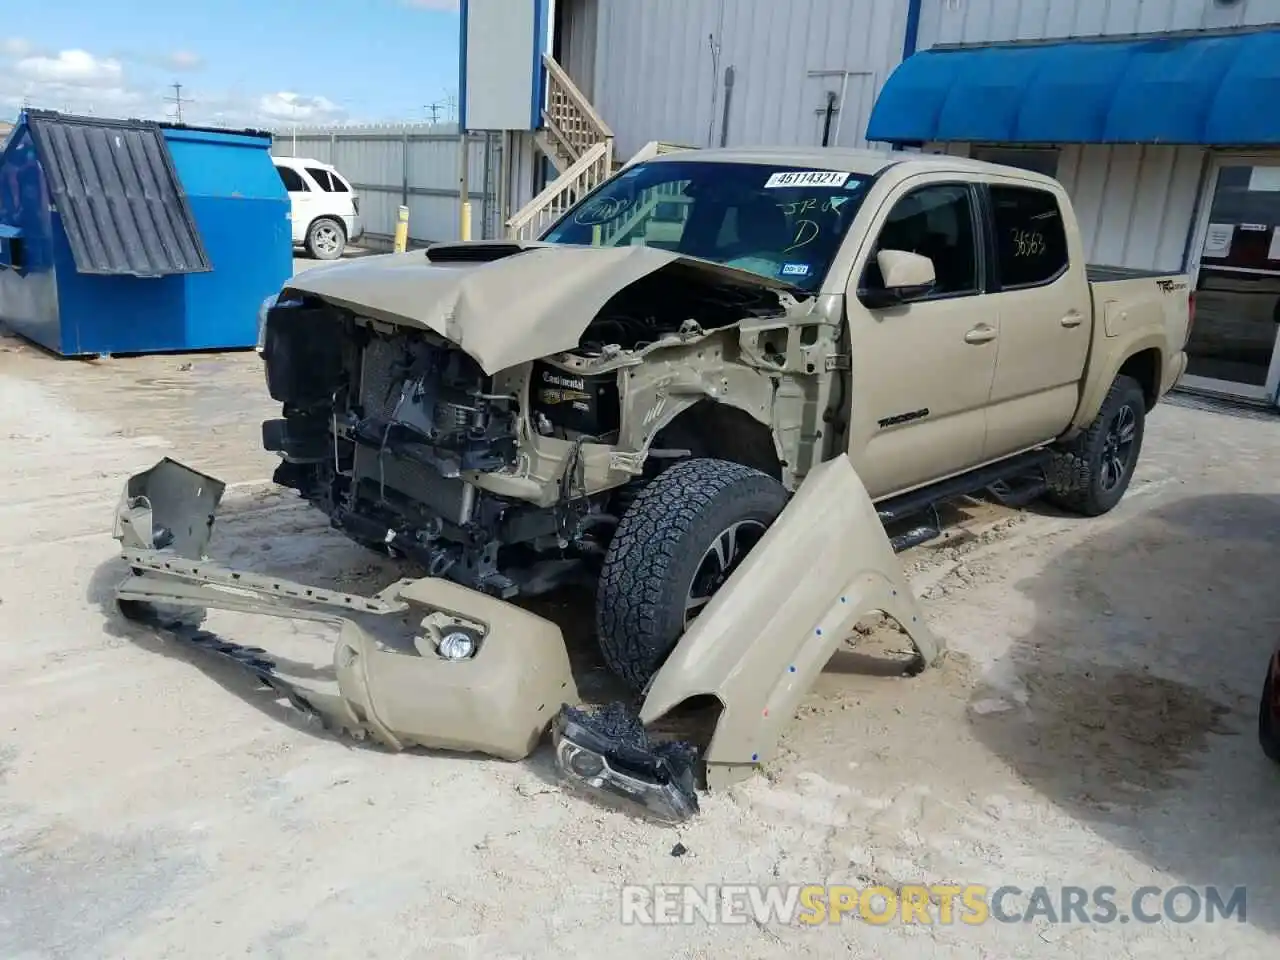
[306,217,346,260]
[596,458,788,690]
[1260,665,1280,764]
[1045,374,1146,516]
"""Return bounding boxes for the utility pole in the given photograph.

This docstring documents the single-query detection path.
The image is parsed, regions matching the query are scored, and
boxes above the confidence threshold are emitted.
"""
[425,102,443,124]
[165,82,187,124]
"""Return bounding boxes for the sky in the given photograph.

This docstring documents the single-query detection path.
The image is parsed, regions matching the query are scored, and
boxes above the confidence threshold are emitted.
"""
[0,0,461,128]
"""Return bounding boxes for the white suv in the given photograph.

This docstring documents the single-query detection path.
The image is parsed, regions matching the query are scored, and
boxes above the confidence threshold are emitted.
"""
[272,156,362,260]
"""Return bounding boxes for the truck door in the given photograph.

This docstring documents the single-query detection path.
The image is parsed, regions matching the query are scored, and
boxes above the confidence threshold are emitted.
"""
[845,179,996,499]
[980,181,1091,456]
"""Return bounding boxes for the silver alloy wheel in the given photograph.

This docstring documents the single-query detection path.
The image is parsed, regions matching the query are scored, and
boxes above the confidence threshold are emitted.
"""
[312,222,342,256]
[1100,402,1138,492]
[683,518,768,626]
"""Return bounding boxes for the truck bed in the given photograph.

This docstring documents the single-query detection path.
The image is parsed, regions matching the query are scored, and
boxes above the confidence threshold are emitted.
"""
[1084,263,1192,409]
[1086,264,1181,283]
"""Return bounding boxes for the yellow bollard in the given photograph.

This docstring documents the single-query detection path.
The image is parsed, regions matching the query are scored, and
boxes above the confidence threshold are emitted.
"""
[460,201,472,242]
[393,205,409,253]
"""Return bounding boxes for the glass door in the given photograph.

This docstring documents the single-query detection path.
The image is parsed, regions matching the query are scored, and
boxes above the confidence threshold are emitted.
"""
[1184,157,1280,405]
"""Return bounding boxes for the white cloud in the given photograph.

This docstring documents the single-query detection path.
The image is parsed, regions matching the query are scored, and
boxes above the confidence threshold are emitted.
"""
[162,49,203,71]
[0,43,344,128]
[16,50,123,87]
[1,38,33,58]
[0,79,143,116]
[256,91,342,122]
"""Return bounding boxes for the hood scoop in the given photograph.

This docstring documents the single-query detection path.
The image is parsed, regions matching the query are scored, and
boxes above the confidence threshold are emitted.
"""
[423,241,533,264]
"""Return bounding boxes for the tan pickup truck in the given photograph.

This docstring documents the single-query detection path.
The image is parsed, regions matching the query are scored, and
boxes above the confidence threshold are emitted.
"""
[112,147,1191,820]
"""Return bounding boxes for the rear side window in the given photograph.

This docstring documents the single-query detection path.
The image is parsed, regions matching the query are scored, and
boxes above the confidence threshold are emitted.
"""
[276,165,308,192]
[989,185,1069,289]
[306,167,335,191]
[329,173,350,192]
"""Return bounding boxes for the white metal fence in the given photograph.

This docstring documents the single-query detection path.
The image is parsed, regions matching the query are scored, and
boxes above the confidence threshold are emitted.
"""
[269,122,504,246]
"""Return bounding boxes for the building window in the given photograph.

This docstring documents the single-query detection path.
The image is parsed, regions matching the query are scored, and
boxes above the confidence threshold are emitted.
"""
[972,147,1060,179]
[989,185,1069,290]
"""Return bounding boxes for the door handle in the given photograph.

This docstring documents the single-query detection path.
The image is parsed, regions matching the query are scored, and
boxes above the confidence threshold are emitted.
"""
[964,324,997,344]
[1060,311,1083,328]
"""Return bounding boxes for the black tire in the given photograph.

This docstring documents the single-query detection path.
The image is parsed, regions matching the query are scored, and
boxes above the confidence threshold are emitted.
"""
[1260,667,1280,764]
[596,458,788,690]
[306,217,346,260]
[1045,374,1146,517]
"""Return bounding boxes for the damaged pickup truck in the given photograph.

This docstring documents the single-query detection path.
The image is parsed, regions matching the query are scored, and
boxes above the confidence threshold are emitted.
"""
[115,147,1192,820]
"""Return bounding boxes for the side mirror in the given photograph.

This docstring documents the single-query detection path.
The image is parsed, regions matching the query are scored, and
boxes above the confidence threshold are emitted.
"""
[859,249,937,308]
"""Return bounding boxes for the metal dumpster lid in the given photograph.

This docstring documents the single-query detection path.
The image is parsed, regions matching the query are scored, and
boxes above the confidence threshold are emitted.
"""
[22,109,212,278]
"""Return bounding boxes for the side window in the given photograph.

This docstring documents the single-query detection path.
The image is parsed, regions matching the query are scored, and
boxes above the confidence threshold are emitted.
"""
[867,183,979,298]
[989,185,1069,289]
[306,167,335,191]
[329,173,351,193]
[276,165,308,192]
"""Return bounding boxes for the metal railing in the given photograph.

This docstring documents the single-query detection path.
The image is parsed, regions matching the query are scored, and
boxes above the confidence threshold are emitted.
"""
[506,140,613,242]
[507,140,702,244]
[541,53,613,164]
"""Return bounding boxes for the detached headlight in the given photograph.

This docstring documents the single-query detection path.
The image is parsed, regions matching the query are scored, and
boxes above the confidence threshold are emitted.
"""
[256,293,279,355]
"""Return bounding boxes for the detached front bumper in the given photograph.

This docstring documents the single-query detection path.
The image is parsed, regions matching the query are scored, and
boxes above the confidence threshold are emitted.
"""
[111,454,938,827]
[113,458,579,762]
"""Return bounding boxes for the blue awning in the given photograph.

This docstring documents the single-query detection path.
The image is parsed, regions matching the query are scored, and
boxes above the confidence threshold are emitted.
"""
[866,29,1280,146]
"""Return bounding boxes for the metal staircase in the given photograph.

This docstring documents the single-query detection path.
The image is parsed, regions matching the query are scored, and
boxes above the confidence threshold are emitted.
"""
[506,54,694,242]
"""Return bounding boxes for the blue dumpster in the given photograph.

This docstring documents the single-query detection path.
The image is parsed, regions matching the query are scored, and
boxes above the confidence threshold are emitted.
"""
[0,109,292,356]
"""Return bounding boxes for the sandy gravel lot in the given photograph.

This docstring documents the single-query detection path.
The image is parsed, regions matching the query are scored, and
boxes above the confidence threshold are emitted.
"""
[1,318,1278,959]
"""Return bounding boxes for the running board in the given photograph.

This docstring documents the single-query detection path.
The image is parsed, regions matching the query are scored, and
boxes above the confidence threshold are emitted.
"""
[878,449,1053,551]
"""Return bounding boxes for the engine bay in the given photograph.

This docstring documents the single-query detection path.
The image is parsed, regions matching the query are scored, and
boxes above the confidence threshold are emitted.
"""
[259,298,622,597]
[255,251,792,598]
[572,261,786,356]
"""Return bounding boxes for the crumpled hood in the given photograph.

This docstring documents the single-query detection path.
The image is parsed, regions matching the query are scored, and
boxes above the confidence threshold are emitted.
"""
[282,241,793,374]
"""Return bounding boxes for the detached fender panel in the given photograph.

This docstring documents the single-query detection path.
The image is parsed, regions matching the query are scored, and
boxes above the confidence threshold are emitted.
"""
[639,453,941,787]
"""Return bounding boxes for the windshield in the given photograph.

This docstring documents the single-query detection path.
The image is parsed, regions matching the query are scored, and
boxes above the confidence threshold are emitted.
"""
[539,160,873,292]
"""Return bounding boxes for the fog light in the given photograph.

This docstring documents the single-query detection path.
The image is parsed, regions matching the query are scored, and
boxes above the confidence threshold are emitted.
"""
[437,630,477,660]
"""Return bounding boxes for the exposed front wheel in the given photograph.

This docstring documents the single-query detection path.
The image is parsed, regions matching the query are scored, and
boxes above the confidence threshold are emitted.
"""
[595,458,788,690]
[1046,374,1146,516]
[306,217,346,260]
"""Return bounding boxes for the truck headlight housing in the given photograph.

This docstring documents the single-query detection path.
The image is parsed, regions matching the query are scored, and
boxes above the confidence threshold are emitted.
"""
[256,293,279,355]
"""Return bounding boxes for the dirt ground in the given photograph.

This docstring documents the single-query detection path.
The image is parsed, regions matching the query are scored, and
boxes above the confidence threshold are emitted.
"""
[1,316,1278,959]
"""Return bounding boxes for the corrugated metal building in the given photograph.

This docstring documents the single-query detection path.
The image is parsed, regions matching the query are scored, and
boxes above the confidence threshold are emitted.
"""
[544,0,1280,405]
